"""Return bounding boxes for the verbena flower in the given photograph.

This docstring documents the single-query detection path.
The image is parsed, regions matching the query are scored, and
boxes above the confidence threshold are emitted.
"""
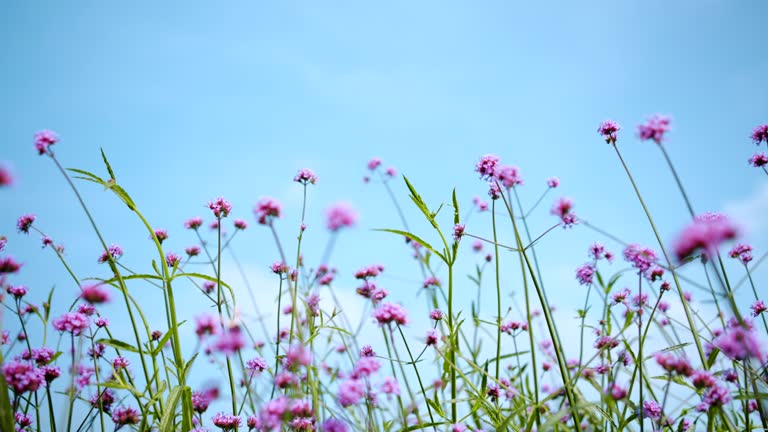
[80,283,110,304]
[233,219,248,230]
[749,152,768,167]
[2,360,44,393]
[475,154,500,180]
[97,244,123,264]
[598,120,621,144]
[547,176,560,188]
[16,214,35,234]
[207,197,232,219]
[338,379,365,407]
[212,412,241,430]
[751,124,768,145]
[672,212,738,262]
[294,168,318,185]
[637,114,671,144]
[551,197,577,227]
[254,197,282,225]
[575,263,596,285]
[0,165,12,186]
[372,302,408,326]
[184,217,203,230]
[326,202,357,231]
[34,130,58,155]
[494,165,524,188]
[52,312,89,335]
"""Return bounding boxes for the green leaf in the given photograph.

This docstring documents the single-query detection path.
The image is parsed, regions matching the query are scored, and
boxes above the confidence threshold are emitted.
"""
[160,385,184,431]
[0,372,14,432]
[181,386,194,431]
[97,338,139,353]
[101,148,117,180]
[109,183,136,211]
[67,168,104,182]
[452,188,459,225]
[374,228,447,264]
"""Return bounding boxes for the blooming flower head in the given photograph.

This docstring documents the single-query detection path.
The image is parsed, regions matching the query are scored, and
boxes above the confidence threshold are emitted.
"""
[672,212,738,263]
[712,322,765,362]
[575,263,596,286]
[637,114,671,144]
[385,167,397,177]
[111,406,140,427]
[729,243,753,264]
[213,327,245,356]
[642,400,662,420]
[185,245,201,257]
[372,302,408,326]
[166,252,181,268]
[34,130,58,155]
[475,154,500,180]
[153,229,168,243]
[751,300,766,317]
[233,219,248,230]
[98,244,123,264]
[380,376,400,396]
[322,418,348,432]
[367,158,382,171]
[0,165,12,187]
[184,217,203,230]
[195,314,219,339]
[294,168,318,185]
[0,256,22,273]
[326,202,357,231]
[751,124,768,145]
[52,312,90,335]
[80,283,110,304]
[338,379,365,407]
[547,176,560,188]
[212,412,241,430]
[254,197,282,225]
[598,120,621,144]
[749,152,768,167]
[623,244,658,276]
[7,285,27,299]
[551,197,577,227]
[494,164,524,188]
[2,360,44,393]
[113,357,130,370]
[453,223,465,241]
[207,197,232,219]
[16,214,35,234]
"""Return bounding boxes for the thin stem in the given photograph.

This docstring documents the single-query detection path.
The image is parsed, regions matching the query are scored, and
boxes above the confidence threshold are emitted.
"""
[492,201,502,381]
[396,325,437,431]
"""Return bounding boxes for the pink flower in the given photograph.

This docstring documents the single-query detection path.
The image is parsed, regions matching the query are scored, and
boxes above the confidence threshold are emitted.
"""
[751,124,768,145]
[34,130,58,155]
[453,223,465,240]
[97,244,123,264]
[712,324,765,361]
[494,165,524,188]
[598,120,621,144]
[52,312,90,335]
[233,219,247,230]
[751,300,766,316]
[254,197,282,225]
[153,229,168,243]
[185,245,201,257]
[425,329,439,346]
[372,302,408,326]
[322,418,348,432]
[607,383,627,400]
[294,168,318,185]
[112,406,140,427]
[352,357,381,379]
[367,158,382,171]
[547,176,560,188]
[7,285,27,299]
[184,217,203,230]
[207,197,232,219]
[672,212,738,262]
[212,412,241,430]
[475,154,500,180]
[575,263,596,285]
[2,360,44,393]
[80,283,110,304]
[16,214,35,234]
[637,114,671,144]
[642,400,662,420]
[0,165,12,187]
[749,152,768,167]
[385,167,397,177]
[326,202,357,231]
[113,357,130,370]
[729,243,753,264]
[338,379,365,407]
[380,376,400,396]
[195,315,219,339]
[0,256,22,273]
[166,252,181,267]
[213,327,245,356]
[354,264,384,279]
[551,197,577,227]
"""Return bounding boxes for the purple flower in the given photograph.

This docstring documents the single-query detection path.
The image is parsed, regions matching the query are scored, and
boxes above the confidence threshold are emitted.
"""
[575,263,596,286]
[184,217,203,230]
[372,302,408,326]
[2,360,44,393]
[185,245,201,257]
[749,152,768,167]
[207,197,232,219]
[712,323,765,361]
[212,412,241,430]
[7,285,28,299]
[80,283,110,304]
[322,418,348,432]
[34,130,58,155]
[294,168,318,185]
[15,412,33,429]
[672,212,738,262]
[425,329,439,346]
[475,154,500,180]
[16,214,35,234]
[246,357,268,375]
[326,202,357,231]
[166,252,181,268]
[380,376,400,396]
[98,244,123,264]
[0,256,22,273]
[751,124,768,145]
[0,165,12,187]
[494,164,524,188]
[153,229,168,243]
[551,197,577,227]
[607,383,627,400]
[112,406,141,428]
[598,120,621,144]
[254,197,281,225]
[113,357,130,370]
[367,158,382,171]
[547,176,560,188]
[729,243,753,264]
[213,327,245,356]
[360,345,375,357]
[637,114,671,144]
[52,312,90,335]
[233,219,248,230]
[452,223,465,241]
[338,379,365,407]
[751,300,766,317]
[642,400,662,420]
[623,244,658,277]
[283,344,312,370]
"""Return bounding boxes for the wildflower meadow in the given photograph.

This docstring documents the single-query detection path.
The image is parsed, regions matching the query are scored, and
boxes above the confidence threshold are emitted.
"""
[1,119,767,432]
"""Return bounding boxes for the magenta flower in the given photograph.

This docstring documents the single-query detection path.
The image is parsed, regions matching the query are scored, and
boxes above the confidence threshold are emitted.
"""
[2,360,44,393]
[749,152,768,167]
[207,197,232,219]
[752,300,766,317]
[97,244,123,264]
[34,130,58,155]
[294,168,318,185]
[597,120,621,144]
[360,345,375,357]
[475,154,500,180]
[712,323,765,361]
[212,412,241,430]
[80,283,110,304]
[425,329,439,346]
[642,400,662,420]
[195,314,219,339]
[0,256,21,273]
[322,418,348,432]
[185,245,201,257]
[113,357,130,370]
[184,217,203,230]
[751,124,768,145]
[729,243,753,264]
[254,197,282,225]
[152,229,168,243]
[607,383,627,400]
[90,389,116,412]
[575,263,596,286]
[354,264,384,279]
[246,357,268,374]
[372,302,408,326]
[494,164,524,188]
[166,252,181,268]
[380,376,400,396]
[367,158,382,171]
[52,312,90,335]
[233,219,247,230]
[338,379,365,407]
[672,212,738,262]
[15,413,33,429]
[551,197,577,227]
[213,327,245,356]
[623,243,658,276]
[637,114,671,144]
[16,214,35,234]
[0,165,12,187]
[283,344,312,370]
[547,176,560,188]
[7,285,28,299]
[385,167,397,177]
[326,202,357,231]
[422,276,441,288]
[111,406,140,428]
[453,223,465,240]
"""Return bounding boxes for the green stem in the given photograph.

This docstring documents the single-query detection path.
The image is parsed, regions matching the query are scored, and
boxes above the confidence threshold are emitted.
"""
[492,200,502,381]
[396,325,437,431]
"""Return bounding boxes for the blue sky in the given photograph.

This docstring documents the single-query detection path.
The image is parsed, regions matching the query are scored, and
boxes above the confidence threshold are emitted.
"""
[1,0,767,418]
